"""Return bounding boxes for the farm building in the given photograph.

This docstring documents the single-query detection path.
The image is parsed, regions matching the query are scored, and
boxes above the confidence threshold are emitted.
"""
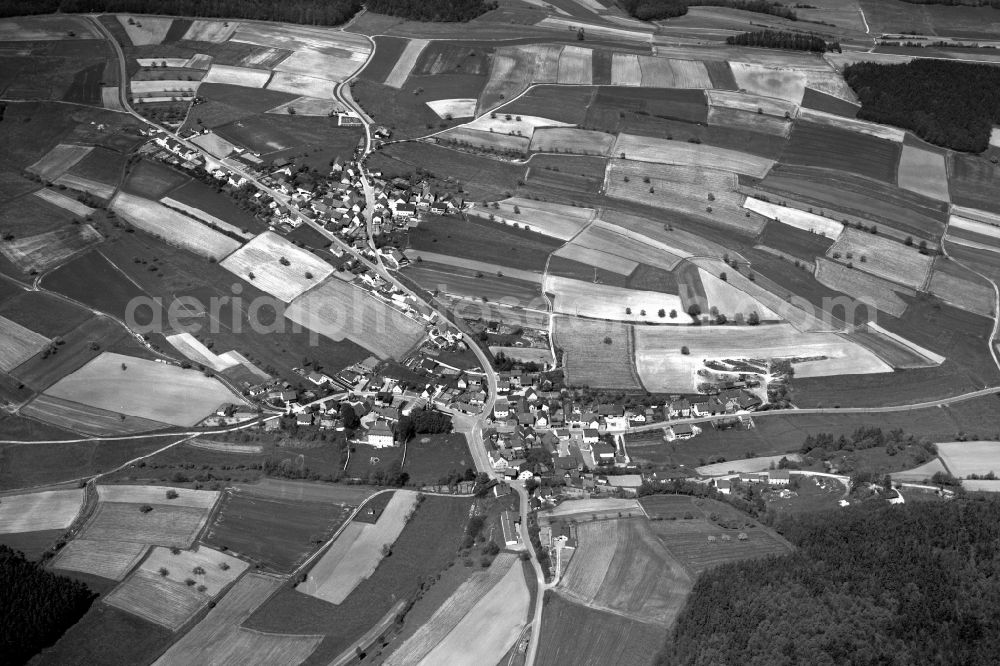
[500,510,521,547]
[666,424,697,441]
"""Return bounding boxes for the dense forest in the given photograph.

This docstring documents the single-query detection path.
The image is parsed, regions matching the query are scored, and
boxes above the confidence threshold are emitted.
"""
[662,500,1000,665]
[1,545,96,664]
[366,0,497,22]
[726,29,833,51]
[620,0,797,21]
[0,0,361,25]
[845,60,1000,152]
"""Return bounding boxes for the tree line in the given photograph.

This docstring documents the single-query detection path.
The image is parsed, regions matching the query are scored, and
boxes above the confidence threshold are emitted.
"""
[726,29,838,52]
[366,0,497,22]
[898,0,1000,6]
[620,0,797,21]
[661,498,1000,665]
[845,59,1000,153]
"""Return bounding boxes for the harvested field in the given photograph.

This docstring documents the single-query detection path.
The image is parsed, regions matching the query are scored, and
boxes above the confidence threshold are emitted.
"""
[154,573,322,665]
[20,394,167,436]
[105,569,208,630]
[529,128,615,156]
[299,491,419,604]
[638,56,712,88]
[827,228,933,290]
[557,45,593,85]
[554,316,640,389]
[0,315,49,371]
[439,127,529,153]
[265,72,335,99]
[52,539,147,580]
[96,485,219,509]
[53,174,115,199]
[782,121,902,184]
[81,502,210,548]
[553,243,637,275]
[27,143,91,180]
[487,198,593,241]
[116,15,172,45]
[479,44,562,111]
[182,20,238,43]
[613,134,773,178]
[285,277,425,359]
[111,192,240,260]
[237,48,287,69]
[814,258,910,318]
[1,223,103,273]
[729,62,805,104]
[33,188,94,217]
[537,594,663,666]
[797,107,903,142]
[273,50,366,83]
[937,441,1000,478]
[0,489,83,533]
[46,351,242,426]
[570,221,684,269]
[425,98,476,119]
[897,144,949,202]
[202,64,271,88]
[744,197,842,239]
[544,274,683,322]
[611,53,642,86]
[384,39,428,88]
[228,21,371,56]
[221,231,333,302]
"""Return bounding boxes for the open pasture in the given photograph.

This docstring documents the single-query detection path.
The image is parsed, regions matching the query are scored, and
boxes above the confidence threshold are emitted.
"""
[111,192,240,260]
[299,491,418,604]
[897,144,949,202]
[130,79,201,96]
[0,489,83,534]
[182,19,239,43]
[488,198,593,240]
[553,316,640,390]
[697,264,780,321]
[544,274,684,322]
[651,517,791,575]
[403,250,541,284]
[814,258,910,318]
[729,62,805,104]
[827,228,934,290]
[285,277,425,359]
[408,215,560,272]
[404,262,541,306]
[537,594,664,666]
[384,39,428,88]
[479,44,562,111]
[465,112,571,136]
[696,454,803,475]
[529,127,615,156]
[45,351,242,427]
[782,122,901,184]
[598,211,725,259]
[221,231,333,302]
[166,332,240,373]
[123,160,187,199]
[426,98,476,119]
[104,569,207,630]
[81,502,210,549]
[706,90,797,118]
[0,315,49,371]
[638,56,712,88]
[33,188,94,217]
[10,314,129,391]
[52,539,148,580]
[744,197,842,239]
[501,85,592,125]
[27,143,92,180]
[613,134,773,178]
[20,394,167,436]
[201,64,271,88]
[937,441,1000,478]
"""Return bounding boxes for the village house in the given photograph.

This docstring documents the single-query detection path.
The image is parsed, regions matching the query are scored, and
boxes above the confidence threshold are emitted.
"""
[366,419,395,448]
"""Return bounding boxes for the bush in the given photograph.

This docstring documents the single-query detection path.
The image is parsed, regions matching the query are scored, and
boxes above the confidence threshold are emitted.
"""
[165,489,178,500]
[139,504,153,513]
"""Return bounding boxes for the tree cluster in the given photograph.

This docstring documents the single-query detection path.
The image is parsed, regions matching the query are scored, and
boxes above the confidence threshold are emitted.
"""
[726,29,835,52]
[663,499,1000,665]
[621,0,797,21]
[0,545,97,664]
[367,0,497,22]
[0,0,361,24]
[395,410,453,442]
[844,59,1000,152]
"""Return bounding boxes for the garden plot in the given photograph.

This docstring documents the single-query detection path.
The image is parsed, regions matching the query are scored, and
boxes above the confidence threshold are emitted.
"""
[705,90,797,118]
[529,128,615,155]
[557,45,593,85]
[130,80,201,97]
[439,127,529,153]
[202,64,271,88]
[105,569,208,630]
[553,243,638,275]
[52,539,148,580]
[827,228,934,290]
[613,134,774,178]
[0,489,83,533]
[81,502,211,549]
[544,275,684,322]
[744,197,843,239]
[166,332,240,372]
[116,15,173,45]
[54,174,115,199]
[45,352,243,426]
[189,132,239,158]
[937,441,1000,478]
[27,144,92,180]
[0,316,49,371]
[31,189,94,217]
[814,258,910,318]
[553,316,641,390]
[299,491,419,604]
[384,39,428,88]
[465,113,571,136]
[426,99,476,119]
[220,231,334,302]
[897,145,950,202]
[265,97,347,116]
[265,72,335,98]
[159,197,253,239]
[284,277,426,359]
[154,573,322,666]
[111,193,240,260]
[796,108,904,142]
[483,198,593,240]
[611,53,642,86]
[479,44,562,110]
[182,20,239,43]
[729,62,806,104]
[638,57,712,88]
[572,222,685,269]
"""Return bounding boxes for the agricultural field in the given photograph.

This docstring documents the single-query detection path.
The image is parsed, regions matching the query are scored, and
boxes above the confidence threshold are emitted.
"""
[404,262,542,306]
[541,498,645,522]
[138,544,249,595]
[111,192,241,260]
[439,127,530,153]
[553,316,640,390]
[948,154,1000,215]
[544,274,684,322]
[612,134,774,178]
[384,39,428,88]
[220,231,334,302]
[0,224,103,274]
[479,44,562,111]
[814,258,911,318]
[122,159,187,199]
[481,198,594,241]
[27,143,93,180]
[0,316,49,371]
[80,501,212,549]
[529,127,615,156]
[19,394,167,436]
[827,228,934,290]
[52,539,149,581]
[408,215,560,272]
[937,441,1000,479]
[562,222,684,270]
[201,64,271,87]
[33,188,94,217]
[928,258,995,315]
[0,489,83,534]
[426,98,477,119]
[796,108,903,143]
[729,62,805,104]
[781,122,902,184]
[897,144,950,203]
[104,568,208,631]
[745,197,843,239]
[402,250,541,284]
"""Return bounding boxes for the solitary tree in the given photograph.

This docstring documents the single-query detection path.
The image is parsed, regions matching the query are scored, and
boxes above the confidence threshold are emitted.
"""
[681,346,690,355]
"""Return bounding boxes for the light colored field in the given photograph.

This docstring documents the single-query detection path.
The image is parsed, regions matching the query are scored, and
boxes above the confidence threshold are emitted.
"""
[202,64,271,88]
[542,498,642,520]
[440,127,530,153]
[189,132,239,159]
[46,351,243,427]
[544,274,684,322]
[266,97,347,116]
[865,321,945,365]
[0,315,49,372]
[130,80,200,96]
[188,439,263,454]
[744,197,842,239]
[235,478,377,504]
[33,188,95,217]
[1,224,102,273]
[952,206,1000,228]
[611,53,642,86]
[54,173,115,199]
[221,231,334,302]
[266,72,335,98]
[111,192,240,260]
[553,243,637,275]
[385,39,428,88]
[0,489,83,533]
[27,144,92,180]
[416,559,529,666]
[897,145,949,202]
[52,539,147,580]
[182,20,239,43]
[0,15,98,40]
[229,22,371,56]
[950,216,1000,243]
[572,222,684,269]
[638,56,712,88]
[559,521,616,601]
[239,48,285,68]
[796,107,904,141]
[300,491,418,604]
[426,98,476,119]
[706,90,797,118]
[187,54,213,70]
[891,458,948,483]
[488,198,594,240]
[139,545,248,596]
[557,45,593,85]
[155,573,322,666]
[136,58,191,68]
[480,44,562,110]
[105,569,208,629]
[707,106,792,137]
[928,268,994,315]
[404,250,541,283]
[384,554,519,666]
[814,258,910,318]
[961,479,1000,492]
[465,113,571,136]
[613,134,773,178]
[804,70,857,103]
[553,316,641,390]
[166,332,240,372]
[537,16,654,42]
[82,501,209,548]
[938,441,1000,478]
[698,266,780,320]
[96,485,220,509]
[827,228,934,290]
[116,15,172,45]
[102,86,125,111]
[285,277,425,359]
[729,62,806,104]
[992,128,1000,149]
[697,454,803,475]
[19,395,167,436]
[529,127,614,155]
[272,49,369,83]
[159,197,254,239]
[218,350,270,379]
